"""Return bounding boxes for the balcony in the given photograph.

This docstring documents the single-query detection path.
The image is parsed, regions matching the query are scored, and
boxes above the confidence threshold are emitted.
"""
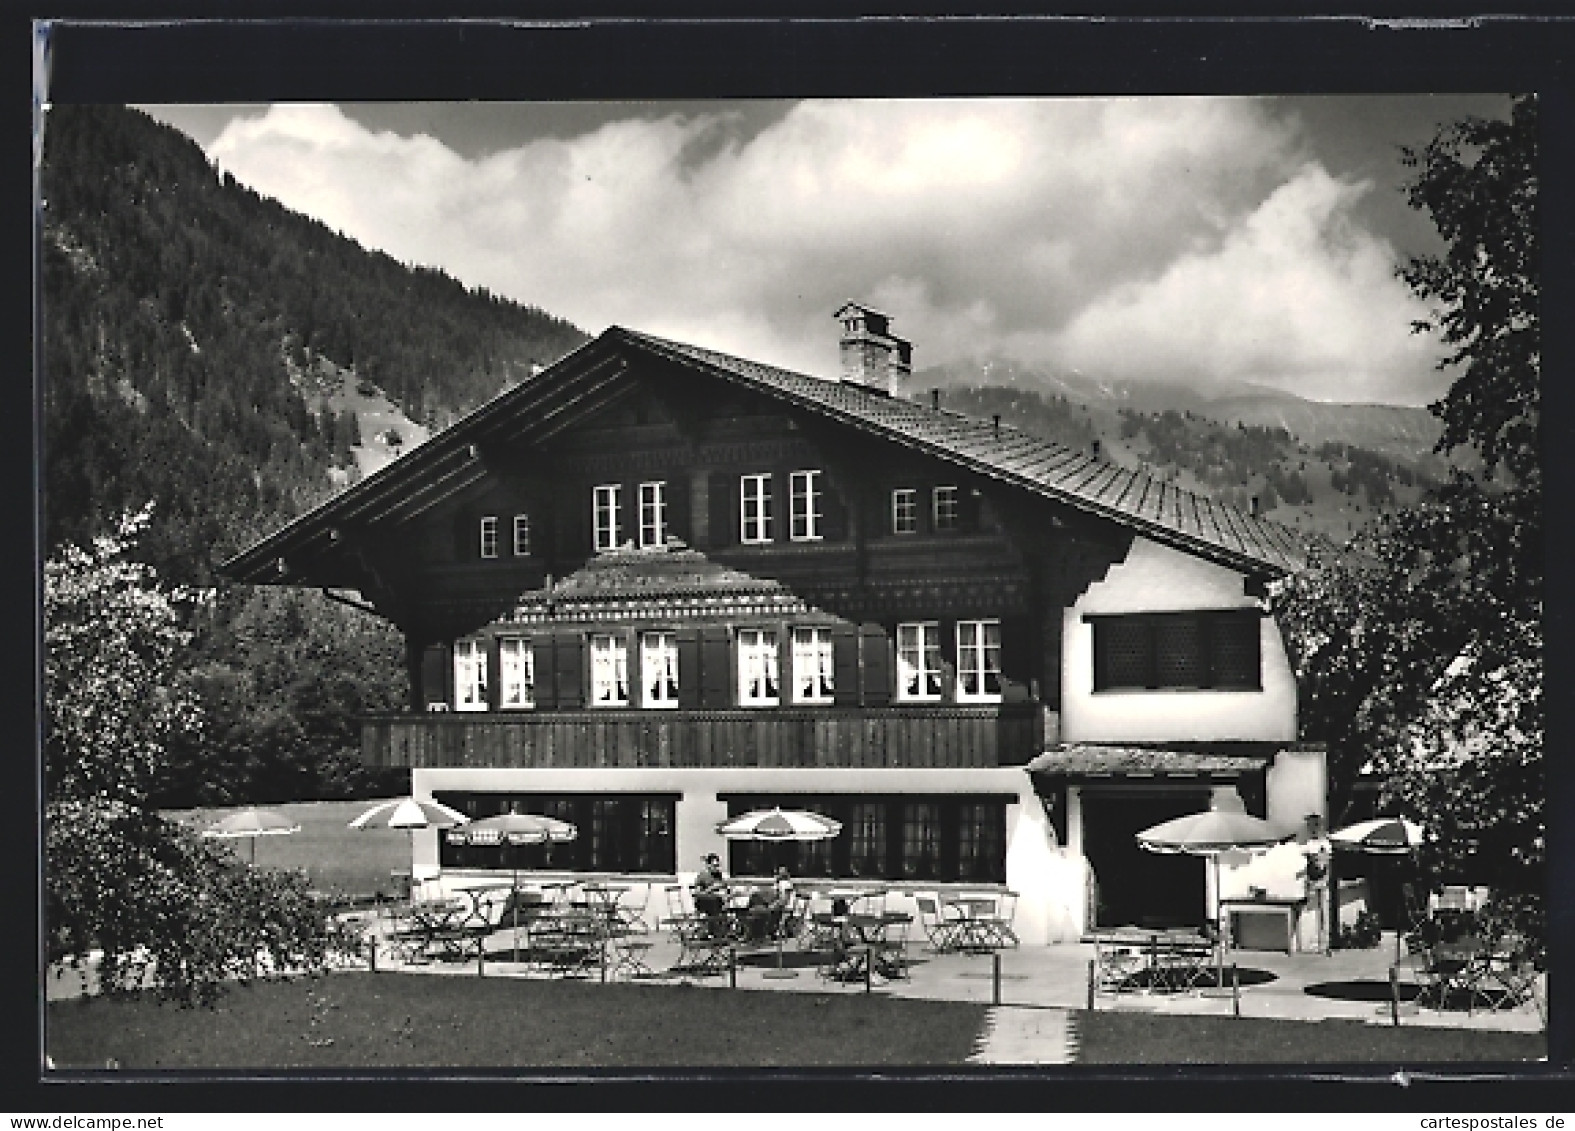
[361,703,1045,771]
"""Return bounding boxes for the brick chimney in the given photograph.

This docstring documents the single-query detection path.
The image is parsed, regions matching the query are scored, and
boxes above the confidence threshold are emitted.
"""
[835,302,911,397]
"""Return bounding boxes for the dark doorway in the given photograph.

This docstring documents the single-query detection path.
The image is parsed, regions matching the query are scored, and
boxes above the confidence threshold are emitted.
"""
[1081,789,1209,929]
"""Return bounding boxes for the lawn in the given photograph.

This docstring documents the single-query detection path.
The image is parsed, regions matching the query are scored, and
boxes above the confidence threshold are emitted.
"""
[1073,1010,1547,1064]
[167,799,409,898]
[46,972,988,1069]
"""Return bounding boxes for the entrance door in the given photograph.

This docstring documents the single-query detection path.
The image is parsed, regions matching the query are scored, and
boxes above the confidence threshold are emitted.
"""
[1081,790,1209,929]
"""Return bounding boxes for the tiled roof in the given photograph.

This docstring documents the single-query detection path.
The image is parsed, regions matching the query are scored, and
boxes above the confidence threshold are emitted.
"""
[549,543,791,600]
[1025,744,1279,777]
[618,329,1307,575]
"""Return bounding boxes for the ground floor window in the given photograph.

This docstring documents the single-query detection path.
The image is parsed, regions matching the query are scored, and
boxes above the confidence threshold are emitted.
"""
[722,794,1009,883]
[435,792,677,874]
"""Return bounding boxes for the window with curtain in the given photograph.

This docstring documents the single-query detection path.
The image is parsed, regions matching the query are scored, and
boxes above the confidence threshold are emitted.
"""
[589,634,630,706]
[791,627,834,704]
[436,792,677,874]
[453,638,489,711]
[641,631,679,708]
[737,628,780,706]
[498,636,533,709]
[956,619,1003,702]
[896,622,943,701]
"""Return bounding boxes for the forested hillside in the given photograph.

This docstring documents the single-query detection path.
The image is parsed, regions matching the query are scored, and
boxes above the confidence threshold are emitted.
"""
[936,385,1442,541]
[40,105,589,808]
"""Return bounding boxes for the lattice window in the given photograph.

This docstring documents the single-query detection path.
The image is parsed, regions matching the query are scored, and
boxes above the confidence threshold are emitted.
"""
[891,488,918,534]
[593,484,621,552]
[512,514,531,556]
[901,802,942,879]
[453,638,489,711]
[849,802,887,877]
[479,516,499,559]
[933,485,959,531]
[638,481,667,548]
[790,470,823,541]
[740,473,773,543]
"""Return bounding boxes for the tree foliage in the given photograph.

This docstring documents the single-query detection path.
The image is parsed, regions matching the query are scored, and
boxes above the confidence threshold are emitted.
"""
[1272,95,1541,903]
[44,511,349,1004]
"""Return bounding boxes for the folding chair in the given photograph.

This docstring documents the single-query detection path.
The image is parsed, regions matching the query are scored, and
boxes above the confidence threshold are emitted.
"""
[914,893,965,953]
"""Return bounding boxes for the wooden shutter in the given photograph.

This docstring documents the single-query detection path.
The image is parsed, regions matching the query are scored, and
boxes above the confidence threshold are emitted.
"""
[831,622,860,706]
[665,475,689,547]
[700,625,733,708]
[859,623,892,706]
[420,643,451,707]
[821,473,848,542]
[708,471,735,549]
[676,628,701,709]
[554,633,585,708]
[532,638,557,709]
[1000,614,1032,702]
[452,509,473,561]
[486,636,502,710]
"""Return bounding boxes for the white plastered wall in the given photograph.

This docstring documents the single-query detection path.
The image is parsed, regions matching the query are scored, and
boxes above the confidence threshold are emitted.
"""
[409,765,1085,944]
[1060,537,1298,743]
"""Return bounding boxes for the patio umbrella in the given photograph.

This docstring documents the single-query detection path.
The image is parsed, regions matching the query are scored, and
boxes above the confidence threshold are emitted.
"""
[348,796,470,898]
[201,807,300,866]
[1329,816,1427,962]
[1136,788,1294,983]
[717,807,843,979]
[1329,817,1426,856]
[446,812,579,962]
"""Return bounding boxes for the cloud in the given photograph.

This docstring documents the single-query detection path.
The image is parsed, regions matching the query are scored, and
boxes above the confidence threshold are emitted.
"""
[208,98,1446,405]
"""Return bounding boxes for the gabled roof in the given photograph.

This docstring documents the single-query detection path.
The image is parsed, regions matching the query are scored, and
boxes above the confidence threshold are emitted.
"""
[220,325,1309,584]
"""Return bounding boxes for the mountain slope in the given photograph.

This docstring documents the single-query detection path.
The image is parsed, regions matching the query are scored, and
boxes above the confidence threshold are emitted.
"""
[41,104,588,584]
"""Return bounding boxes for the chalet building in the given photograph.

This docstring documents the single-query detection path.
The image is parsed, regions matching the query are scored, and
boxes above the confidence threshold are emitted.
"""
[221,304,1325,944]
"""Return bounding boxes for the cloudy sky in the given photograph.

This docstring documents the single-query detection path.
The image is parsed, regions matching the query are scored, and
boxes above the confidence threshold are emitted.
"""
[144,96,1510,407]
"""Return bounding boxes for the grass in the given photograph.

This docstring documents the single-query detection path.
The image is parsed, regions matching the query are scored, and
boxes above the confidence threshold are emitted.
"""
[46,972,988,1069]
[167,799,409,897]
[1073,1010,1547,1064]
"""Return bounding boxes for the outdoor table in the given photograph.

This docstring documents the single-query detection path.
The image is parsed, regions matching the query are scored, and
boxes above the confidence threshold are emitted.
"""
[581,883,632,924]
[408,897,471,961]
[1424,938,1491,1010]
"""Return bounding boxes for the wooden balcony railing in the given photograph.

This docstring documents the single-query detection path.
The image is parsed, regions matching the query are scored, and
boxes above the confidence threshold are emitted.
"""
[361,704,1044,771]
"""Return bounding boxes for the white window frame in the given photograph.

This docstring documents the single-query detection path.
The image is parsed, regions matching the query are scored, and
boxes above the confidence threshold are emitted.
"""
[791,627,835,704]
[638,481,667,549]
[454,638,490,712]
[512,513,531,557]
[741,474,773,544]
[479,515,499,559]
[589,634,630,707]
[593,484,622,552]
[737,628,781,706]
[956,619,1003,703]
[891,488,918,535]
[498,636,534,710]
[933,485,959,532]
[896,621,943,702]
[790,470,823,542]
[640,631,680,709]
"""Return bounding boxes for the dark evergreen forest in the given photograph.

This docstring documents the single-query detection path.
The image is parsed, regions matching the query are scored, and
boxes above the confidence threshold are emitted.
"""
[40,105,589,807]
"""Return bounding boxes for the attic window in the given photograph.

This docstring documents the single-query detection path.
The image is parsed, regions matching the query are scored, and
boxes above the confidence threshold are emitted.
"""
[513,514,531,557]
[891,489,918,535]
[1089,610,1262,692]
[479,516,499,559]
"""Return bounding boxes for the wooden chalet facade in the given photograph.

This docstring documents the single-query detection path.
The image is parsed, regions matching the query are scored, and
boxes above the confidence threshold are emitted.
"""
[222,305,1326,943]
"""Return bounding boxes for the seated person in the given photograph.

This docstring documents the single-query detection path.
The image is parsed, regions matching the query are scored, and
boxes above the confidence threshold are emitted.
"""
[691,853,728,937]
[744,867,796,943]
